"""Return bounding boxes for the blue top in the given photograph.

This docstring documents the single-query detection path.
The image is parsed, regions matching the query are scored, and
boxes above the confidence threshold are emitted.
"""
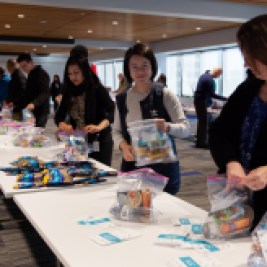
[0,74,11,102]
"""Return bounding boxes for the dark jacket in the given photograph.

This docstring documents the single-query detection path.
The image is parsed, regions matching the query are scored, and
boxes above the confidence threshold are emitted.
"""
[209,77,267,227]
[6,68,26,112]
[23,65,50,116]
[55,83,114,143]
[194,71,227,106]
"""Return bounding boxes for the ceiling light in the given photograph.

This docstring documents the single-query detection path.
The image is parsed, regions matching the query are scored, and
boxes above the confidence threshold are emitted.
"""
[195,27,202,31]
[88,29,93,33]
[4,24,11,29]
[99,47,103,50]
[162,34,167,38]
[40,20,47,24]
[68,36,74,39]
[112,21,118,26]
[136,40,141,43]
[18,14,25,19]
[43,45,47,48]
[33,48,37,51]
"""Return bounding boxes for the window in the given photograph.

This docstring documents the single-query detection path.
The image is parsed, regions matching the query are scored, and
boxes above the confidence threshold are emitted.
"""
[166,56,179,95]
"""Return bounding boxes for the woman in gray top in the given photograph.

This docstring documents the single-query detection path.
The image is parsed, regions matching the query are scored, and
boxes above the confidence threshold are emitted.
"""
[113,43,189,195]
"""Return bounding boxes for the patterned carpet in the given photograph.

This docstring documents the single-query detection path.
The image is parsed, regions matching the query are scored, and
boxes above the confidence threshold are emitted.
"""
[0,117,217,266]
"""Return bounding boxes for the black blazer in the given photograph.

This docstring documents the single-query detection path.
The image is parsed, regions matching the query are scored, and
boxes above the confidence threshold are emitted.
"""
[55,83,114,142]
[209,77,267,228]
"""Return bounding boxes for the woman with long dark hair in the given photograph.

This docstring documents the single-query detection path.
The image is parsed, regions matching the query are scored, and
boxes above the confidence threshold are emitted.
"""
[55,55,114,166]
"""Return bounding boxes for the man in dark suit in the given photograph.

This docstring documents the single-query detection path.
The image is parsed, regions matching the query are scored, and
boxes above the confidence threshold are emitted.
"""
[17,53,50,127]
[5,59,27,121]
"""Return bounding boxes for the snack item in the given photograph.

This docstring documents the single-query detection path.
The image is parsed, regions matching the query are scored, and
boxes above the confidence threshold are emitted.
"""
[219,217,250,234]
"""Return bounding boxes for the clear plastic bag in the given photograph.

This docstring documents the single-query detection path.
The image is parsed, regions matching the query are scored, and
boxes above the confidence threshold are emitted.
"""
[110,168,168,223]
[247,212,267,267]
[56,130,89,161]
[128,119,176,166]
[13,126,50,148]
[203,175,253,240]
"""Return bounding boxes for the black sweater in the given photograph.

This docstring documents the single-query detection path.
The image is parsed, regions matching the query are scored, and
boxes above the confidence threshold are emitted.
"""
[209,77,267,227]
[55,84,114,142]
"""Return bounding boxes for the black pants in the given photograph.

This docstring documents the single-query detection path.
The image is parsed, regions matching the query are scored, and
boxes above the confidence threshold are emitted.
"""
[89,135,113,166]
[121,160,180,195]
[194,97,208,147]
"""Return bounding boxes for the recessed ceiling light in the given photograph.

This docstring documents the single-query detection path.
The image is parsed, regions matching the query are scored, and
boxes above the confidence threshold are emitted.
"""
[33,48,37,51]
[18,14,25,19]
[88,29,93,33]
[136,40,141,43]
[195,27,202,31]
[4,24,11,29]
[162,34,167,38]
[112,21,118,26]
[68,36,74,39]
[99,47,103,50]
[43,45,47,48]
[40,20,47,24]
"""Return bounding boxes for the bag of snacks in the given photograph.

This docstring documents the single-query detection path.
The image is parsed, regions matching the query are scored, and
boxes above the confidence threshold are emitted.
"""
[128,119,176,167]
[203,175,253,240]
[110,168,168,223]
[55,130,89,161]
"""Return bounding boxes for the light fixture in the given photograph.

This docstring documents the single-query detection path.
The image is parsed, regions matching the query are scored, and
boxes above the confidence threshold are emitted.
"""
[136,39,141,43]
[68,35,74,39]
[195,27,202,31]
[112,20,118,26]
[43,45,47,48]
[18,14,25,19]
[162,34,167,38]
[99,47,103,50]
[40,20,47,24]
[33,48,37,51]
[4,24,11,29]
[87,29,93,33]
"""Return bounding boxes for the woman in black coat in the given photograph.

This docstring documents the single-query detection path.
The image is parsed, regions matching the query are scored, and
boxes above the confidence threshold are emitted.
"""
[209,14,267,229]
[50,74,62,112]
[55,55,114,166]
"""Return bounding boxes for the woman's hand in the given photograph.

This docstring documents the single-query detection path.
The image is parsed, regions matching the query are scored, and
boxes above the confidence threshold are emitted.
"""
[226,161,246,190]
[244,166,267,191]
[84,124,101,134]
[59,122,73,134]
[119,141,135,162]
[155,118,170,133]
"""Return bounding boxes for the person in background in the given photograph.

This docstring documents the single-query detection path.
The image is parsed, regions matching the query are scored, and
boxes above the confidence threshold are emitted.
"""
[0,66,11,110]
[156,73,167,87]
[113,43,190,195]
[209,14,267,229]
[194,68,227,148]
[50,74,62,112]
[17,53,50,127]
[55,55,114,166]
[5,59,26,121]
[114,73,130,96]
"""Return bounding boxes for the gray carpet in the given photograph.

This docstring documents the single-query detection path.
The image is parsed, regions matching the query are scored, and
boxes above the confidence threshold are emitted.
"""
[0,117,217,266]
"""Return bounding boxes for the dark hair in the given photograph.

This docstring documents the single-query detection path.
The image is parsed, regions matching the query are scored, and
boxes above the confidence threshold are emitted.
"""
[70,45,89,59]
[63,56,101,94]
[17,53,32,63]
[157,73,167,86]
[237,14,267,71]
[123,43,157,83]
[53,74,61,82]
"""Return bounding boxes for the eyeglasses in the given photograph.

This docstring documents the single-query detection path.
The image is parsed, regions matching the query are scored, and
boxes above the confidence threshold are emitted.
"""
[130,64,151,72]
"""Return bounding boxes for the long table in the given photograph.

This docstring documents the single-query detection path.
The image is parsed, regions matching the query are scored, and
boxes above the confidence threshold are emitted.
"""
[14,185,250,267]
[0,144,117,198]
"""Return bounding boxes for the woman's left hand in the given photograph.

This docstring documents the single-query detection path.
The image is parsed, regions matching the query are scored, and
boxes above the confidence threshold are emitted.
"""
[84,124,101,134]
[155,118,170,133]
[244,166,267,191]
